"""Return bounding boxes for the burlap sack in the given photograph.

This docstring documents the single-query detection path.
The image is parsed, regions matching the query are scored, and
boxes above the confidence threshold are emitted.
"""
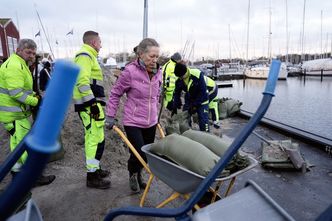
[150,133,219,176]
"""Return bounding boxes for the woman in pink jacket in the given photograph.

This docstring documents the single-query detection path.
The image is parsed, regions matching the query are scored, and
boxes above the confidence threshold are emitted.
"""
[106,38,162,192]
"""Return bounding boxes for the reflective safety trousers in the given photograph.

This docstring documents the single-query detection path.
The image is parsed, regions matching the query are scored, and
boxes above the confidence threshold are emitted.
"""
[196,104,210,132]
[162,59,178,107]
[3,117,31,172]
[208,85,219,121]
[78,103,105,172]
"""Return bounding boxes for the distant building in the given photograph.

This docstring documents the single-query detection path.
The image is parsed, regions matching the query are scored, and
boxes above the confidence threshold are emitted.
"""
[0,18,20,61]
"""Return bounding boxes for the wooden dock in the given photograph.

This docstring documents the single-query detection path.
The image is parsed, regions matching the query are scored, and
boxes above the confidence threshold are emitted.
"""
[216,81,233,88]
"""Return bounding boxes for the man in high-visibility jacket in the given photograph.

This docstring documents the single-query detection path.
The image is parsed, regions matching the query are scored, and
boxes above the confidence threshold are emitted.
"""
[162,52,182,110]
[173,63,210,132]
[0,39,55,185]
[73,31,110,189]
[204,75,221,129]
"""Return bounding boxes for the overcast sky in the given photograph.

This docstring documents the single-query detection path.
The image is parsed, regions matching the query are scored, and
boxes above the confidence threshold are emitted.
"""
[1,0,332,60]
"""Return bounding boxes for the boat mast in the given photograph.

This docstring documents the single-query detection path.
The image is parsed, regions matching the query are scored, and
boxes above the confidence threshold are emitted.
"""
[228,24,232,62]
[143,0,148,38]
[320,10,323,59]
[301,0,306,62]
[246,0,251,63]
[285,0,289,63]
[268,0,272,61]
[188,41,195,65]
[330,34,332,57]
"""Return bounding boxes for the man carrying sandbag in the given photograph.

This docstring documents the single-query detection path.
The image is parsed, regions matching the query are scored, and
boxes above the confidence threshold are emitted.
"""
[172,63,210,132]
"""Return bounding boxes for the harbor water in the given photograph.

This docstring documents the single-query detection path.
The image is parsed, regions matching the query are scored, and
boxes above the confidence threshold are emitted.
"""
[218,76,332,140]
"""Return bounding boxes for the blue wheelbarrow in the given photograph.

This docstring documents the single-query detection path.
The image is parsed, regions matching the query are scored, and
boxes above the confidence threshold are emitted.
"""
[103,60,298,221]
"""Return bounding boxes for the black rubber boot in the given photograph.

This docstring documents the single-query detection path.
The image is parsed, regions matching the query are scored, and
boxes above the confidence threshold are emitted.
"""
[137,170,147,189]
[87,172,111,189]
[35,174,56,186]
[11,171,56,187]
[95,168,110,178]
[129,173,140,192]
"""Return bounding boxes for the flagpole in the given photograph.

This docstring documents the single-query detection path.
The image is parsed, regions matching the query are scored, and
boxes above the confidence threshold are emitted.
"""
[34,4,55,59]
[56,41,59,59]
[143,0,148,38]
[15,11,20,34]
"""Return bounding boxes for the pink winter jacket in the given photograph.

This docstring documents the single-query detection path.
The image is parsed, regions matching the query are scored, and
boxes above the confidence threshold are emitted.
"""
[106,60,162,128]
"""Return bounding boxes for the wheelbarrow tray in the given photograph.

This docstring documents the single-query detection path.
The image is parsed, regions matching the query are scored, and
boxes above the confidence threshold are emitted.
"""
[142,144,258,194]
[192,180,295,221]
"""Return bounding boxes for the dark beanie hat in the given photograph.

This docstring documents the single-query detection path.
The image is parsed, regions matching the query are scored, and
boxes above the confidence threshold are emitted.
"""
[171,52,182,61]
[174,63,187,77]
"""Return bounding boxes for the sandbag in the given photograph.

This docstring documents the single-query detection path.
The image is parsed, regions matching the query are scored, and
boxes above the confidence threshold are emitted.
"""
[182,130,229,156]
[182,130,250,173]
[150,133,219,176]
[218,98,243,119]
[165,111,191,135]
[225,99,242,117]
[218,99,228,119]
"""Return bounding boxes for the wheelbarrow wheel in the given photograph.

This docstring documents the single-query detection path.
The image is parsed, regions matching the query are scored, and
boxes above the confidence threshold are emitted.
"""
[192,191,221,213]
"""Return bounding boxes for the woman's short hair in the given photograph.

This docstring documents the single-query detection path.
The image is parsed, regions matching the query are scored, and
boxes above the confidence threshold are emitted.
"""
[136,38,159,54]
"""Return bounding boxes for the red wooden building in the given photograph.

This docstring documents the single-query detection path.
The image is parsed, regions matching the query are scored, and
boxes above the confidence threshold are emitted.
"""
[0,18,20,61]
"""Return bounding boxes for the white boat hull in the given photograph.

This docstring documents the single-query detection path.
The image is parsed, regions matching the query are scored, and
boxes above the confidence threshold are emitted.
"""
[302,58,332,76]
[244,64,288,80]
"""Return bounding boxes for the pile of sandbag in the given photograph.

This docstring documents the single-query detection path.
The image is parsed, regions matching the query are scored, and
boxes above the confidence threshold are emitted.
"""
[218,97,243,119]
[165,111,191,135]
[150,130,249,177]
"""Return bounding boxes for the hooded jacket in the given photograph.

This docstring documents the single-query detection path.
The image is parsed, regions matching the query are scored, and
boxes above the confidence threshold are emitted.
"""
[0,53,38,123]
[106,59,162,128]
[173,68,209,109]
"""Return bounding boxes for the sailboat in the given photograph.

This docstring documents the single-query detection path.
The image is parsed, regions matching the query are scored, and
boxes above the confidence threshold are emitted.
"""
[245,60,288,80]
[299,7,332,77]
[244,0,288,80]
[302,58,332,76]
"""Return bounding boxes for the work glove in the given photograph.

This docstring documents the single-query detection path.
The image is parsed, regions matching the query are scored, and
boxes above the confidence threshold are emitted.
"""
[90,103,100,120]
[166,101,174,112]
[32,95,42,111]
[105,116,115,129]
[35,95,42,108]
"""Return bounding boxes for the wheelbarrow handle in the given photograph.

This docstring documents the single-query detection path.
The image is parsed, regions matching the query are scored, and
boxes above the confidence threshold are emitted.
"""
[157,123,165,138]
[0,60,79,220]
[112,126,151,174]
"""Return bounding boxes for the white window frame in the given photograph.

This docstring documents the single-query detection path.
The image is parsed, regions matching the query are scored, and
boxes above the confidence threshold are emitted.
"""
[0,37,3,56]
[7,36,17,56]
